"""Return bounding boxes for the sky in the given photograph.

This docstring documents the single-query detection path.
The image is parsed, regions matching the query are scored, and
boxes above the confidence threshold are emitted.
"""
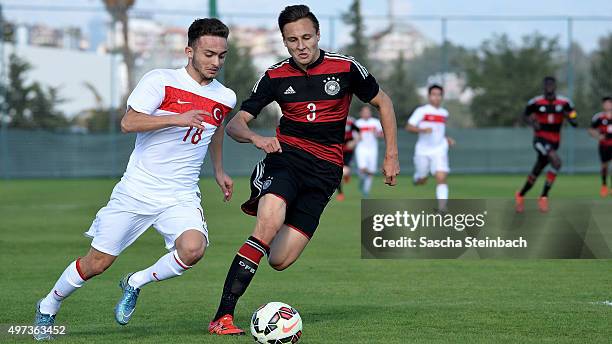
[2,0,612,51]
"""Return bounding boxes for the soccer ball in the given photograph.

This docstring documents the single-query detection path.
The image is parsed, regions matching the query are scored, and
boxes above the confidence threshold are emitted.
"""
[250,302,302,344]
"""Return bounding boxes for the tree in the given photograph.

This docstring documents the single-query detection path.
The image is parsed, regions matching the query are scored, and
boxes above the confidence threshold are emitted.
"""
[81,81,120,132]
[408,42,474,85]
[103,0,136,94]
[0,54,67,129]
[342,0,368,65]
[222,39,277,127]
[590,33,612,110]
[380,52,420,126]
[465,33,560,127]
[342,0,371,118]
[224,40,258,114]
[567,42,595,127]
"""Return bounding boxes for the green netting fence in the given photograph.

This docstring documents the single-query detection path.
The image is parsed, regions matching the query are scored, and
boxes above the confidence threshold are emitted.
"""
[0,128,602,179]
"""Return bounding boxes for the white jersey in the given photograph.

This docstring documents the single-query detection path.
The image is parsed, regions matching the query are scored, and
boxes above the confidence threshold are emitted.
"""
[118,67,236,204]
[355,117,383,151]
[408,104,449,155]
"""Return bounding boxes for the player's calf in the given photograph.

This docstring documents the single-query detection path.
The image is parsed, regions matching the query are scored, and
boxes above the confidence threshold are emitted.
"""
[541,167,560,198]
[79,249,116,278]
[211,194,284,328]
[434,172,449,211]
[37,249,114,318]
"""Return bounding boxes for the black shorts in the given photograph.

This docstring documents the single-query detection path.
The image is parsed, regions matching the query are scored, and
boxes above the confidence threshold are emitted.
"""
[599,145,612,163]
[241,143,342,239]
[533,137,559,157]
[343,151,354,166]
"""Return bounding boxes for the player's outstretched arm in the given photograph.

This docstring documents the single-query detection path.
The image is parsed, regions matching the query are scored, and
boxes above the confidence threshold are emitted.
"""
[369,89,400,186]
[121,107,207,133]
[226,110,282,153]
[210,123,233,202]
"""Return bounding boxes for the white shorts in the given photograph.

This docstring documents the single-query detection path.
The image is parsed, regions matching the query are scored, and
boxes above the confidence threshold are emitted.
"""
[84,192,208,256]
[413,151,450,180]
[356,148,378,173]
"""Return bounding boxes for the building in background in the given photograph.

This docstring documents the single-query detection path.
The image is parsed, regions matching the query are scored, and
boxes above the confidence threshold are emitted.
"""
[369,22,431,62]
[229,25,286,73]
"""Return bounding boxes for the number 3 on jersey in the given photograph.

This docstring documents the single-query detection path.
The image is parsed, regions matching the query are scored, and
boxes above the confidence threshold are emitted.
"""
[307,103,316,122]
[183,127,203,144]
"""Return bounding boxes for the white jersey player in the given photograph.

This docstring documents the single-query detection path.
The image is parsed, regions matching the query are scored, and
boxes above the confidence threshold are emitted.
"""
[355,106,383,197]
[34,18,236,339]
[406,85,455,210]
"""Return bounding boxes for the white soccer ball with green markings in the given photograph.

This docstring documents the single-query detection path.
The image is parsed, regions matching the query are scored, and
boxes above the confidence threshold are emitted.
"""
[250,302,302,343]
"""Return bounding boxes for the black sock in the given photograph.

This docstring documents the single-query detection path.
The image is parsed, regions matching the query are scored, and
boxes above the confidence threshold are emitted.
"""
[602,166,608,186]
[338,182,343,194]
[541,171,556,197]
[519,175,536,196]
[213,236,269,321]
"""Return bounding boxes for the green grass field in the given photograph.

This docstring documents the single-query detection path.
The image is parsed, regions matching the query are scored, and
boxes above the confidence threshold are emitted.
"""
[1,175,611,343]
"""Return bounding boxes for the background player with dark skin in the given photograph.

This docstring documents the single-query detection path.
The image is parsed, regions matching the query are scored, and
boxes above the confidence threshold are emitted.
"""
[515,76,577,213]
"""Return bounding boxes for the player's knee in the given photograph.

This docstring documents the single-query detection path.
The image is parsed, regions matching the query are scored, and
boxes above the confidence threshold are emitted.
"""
[435,174,447,184]
[255,213,284,241]
[177,242,205,266]
[551,159,562,171]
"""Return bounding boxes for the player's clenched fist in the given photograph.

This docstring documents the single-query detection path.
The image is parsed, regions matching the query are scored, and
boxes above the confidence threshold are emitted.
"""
[382,156,400,186]
[175,109,209,130]
[252,135,282,153]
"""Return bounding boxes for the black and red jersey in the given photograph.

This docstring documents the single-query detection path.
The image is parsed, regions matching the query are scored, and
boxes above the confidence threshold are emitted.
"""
[591,112,612,146]
[524,95,577,143]
[343,116,360,153]
[240,50,379,166]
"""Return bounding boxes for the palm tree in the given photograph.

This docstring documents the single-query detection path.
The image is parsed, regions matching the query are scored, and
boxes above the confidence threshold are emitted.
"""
[102,0,136,93]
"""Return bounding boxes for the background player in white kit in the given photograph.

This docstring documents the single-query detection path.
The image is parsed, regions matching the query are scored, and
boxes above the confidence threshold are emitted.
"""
[355,105,383,197]
[406,85,455,211]
[33,18,236,340]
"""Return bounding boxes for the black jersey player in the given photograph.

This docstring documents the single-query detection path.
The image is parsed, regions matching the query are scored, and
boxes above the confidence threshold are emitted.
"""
[208,5,400,335]
[588,96,612,197]
[515,76,577,213]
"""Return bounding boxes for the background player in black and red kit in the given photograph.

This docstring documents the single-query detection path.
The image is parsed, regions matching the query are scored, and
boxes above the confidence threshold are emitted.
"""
[588,96,612,197]
[208,5,400,335]
[337,115,360,201]
[515,76,577,213]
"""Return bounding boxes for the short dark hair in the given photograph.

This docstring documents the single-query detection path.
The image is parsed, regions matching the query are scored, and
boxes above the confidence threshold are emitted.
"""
[543,76,556,83]
[602,96,612,103]
[428,84,444,94]
[188,18,229,47]
[278,5,320,35]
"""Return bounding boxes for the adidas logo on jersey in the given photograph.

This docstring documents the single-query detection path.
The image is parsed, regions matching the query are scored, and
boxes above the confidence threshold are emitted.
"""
[284,86,296,95]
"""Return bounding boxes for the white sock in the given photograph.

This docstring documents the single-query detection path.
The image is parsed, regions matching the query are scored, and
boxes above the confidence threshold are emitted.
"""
[436,184,449,200]
[128,251,191,289]
[39,260,86,315]
[436,184,449,210]
[363,175,373,195]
